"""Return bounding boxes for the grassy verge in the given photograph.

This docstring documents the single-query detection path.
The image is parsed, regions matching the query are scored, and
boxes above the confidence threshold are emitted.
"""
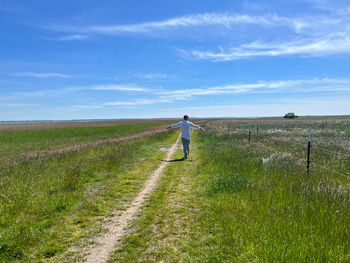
[0,129,178,263]
[109,128,350,262]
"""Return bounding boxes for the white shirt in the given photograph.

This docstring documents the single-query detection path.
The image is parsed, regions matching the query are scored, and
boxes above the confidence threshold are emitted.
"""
[171,120,201,140]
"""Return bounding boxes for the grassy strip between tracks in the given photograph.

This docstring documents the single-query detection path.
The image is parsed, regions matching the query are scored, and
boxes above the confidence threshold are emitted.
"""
[0,129,178,263]
[110,129,350,262]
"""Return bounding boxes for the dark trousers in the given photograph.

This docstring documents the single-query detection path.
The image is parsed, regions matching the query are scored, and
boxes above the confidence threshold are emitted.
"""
[181,137,190,158]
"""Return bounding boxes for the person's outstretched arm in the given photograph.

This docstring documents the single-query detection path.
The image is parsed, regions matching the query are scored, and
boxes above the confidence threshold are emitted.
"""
[189,122,206,132]
[167,122,183,129]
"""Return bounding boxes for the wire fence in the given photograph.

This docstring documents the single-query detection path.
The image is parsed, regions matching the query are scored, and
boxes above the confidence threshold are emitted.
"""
[210,121,350,179]
[312,145,350,158]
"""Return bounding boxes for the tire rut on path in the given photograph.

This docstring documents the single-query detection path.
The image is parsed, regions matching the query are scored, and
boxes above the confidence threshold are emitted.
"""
[84,134,181,263]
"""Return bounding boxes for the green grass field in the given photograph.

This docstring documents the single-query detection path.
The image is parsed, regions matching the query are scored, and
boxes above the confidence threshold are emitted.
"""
[110,117,350,262]
[1,117,350,262]
[0,121,174,262]
[0,122,168,165]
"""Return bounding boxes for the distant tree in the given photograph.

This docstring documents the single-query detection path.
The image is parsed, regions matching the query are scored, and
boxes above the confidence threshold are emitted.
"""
[283,112,298,119]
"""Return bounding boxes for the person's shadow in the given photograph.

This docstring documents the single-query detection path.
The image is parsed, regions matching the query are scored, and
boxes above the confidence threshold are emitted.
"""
[162,158,193,162]
[162,158,184,162]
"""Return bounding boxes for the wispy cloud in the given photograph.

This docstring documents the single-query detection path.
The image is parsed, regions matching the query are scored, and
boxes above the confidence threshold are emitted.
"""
[78,78,350,109]
[73,105,103,109]
[44,34,89,41]
[9,89,73,99]
[0,103,40,107]
[136,73,167,79]
[42,8,350,60]
[5,78,350,104]
[104,99,155,106]
[174,8,350,60]
[46,13,305,35]
[44,9,350,38]
[91,84,150,92]
[150,96,350,118]
[186,34,350,61]
[158,78,350,99]
[14,72,72,78]
[2,83,153,103]
[88,13,300,33]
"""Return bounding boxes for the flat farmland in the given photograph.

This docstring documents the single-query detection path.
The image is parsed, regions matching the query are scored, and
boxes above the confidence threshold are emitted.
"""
[0,119,177,262]
[0,120,171,158]
[1,117,350,262]
[110,116,350,262]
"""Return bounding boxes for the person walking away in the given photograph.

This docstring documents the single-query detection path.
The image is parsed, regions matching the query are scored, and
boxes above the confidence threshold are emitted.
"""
[167,115,206,160]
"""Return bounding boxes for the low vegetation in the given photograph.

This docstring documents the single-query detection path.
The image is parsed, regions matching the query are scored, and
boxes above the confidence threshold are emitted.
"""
[111,117,350,262]
[194,126,350,261]
[0,122,167,163]
[2,117,350,262]
[0,122,176,262]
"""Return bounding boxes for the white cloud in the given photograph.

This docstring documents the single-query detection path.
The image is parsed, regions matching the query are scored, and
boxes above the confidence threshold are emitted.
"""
[41,9,350,60]
[136,73,167,79]
[85,13,297,34]
[187,35,350,61]
[78,78,350,108]
[91,84,150,92]
[104,99,154,106]
[73,105,103,109]
[0,103,40,107]
[5,86,84,99]
[15,72,71,78]
[49,34,89,41]
[150,96,350,118]
[4,78,350,104]
[2,83,152,102]
[47,13,305,35]
[158,78,350,99]
[45,10,349,38]
[172,8,350,60]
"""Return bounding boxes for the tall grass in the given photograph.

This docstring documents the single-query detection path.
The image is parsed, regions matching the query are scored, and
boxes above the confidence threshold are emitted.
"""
[195,123,350,261]
[104,120,350,262]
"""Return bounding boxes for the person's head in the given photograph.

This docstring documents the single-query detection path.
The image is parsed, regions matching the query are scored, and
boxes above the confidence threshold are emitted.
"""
[183,115,189,120]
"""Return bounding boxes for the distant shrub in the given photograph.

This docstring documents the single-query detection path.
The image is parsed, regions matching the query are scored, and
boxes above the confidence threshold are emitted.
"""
[283,112,298,119]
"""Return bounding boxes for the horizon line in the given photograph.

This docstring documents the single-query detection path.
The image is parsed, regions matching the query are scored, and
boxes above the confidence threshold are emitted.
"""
[1,114,350,124]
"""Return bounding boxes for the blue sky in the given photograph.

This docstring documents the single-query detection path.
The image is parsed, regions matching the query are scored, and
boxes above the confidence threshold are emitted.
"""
[1,0,350,120]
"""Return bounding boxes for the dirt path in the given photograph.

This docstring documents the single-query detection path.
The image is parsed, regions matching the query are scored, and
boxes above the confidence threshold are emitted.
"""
[22,126,168,160]
[84,134,181,263]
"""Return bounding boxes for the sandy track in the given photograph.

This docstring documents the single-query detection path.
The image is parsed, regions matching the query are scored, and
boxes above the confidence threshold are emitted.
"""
[84,134,180,263]
[22,126,168,160]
